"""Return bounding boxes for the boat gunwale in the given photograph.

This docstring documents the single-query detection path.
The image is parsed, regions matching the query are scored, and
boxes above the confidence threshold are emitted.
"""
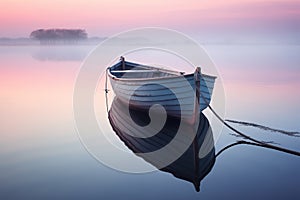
[107,61,217,82]
[108,71,217,82]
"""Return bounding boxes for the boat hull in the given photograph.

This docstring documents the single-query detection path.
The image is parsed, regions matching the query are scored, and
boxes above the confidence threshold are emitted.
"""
[109,73,215,120]
[107,60,216,121]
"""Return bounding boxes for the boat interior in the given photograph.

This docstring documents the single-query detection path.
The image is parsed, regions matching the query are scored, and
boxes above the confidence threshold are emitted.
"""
[109,60,182,79]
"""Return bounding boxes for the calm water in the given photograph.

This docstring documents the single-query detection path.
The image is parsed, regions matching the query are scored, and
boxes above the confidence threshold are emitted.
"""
[0,44,299,199]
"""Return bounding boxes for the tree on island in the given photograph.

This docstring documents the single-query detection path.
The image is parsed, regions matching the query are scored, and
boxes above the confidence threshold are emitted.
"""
[30,28,88,44]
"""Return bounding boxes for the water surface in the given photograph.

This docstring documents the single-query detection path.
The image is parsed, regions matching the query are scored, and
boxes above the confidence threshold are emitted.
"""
[0,44,299,199]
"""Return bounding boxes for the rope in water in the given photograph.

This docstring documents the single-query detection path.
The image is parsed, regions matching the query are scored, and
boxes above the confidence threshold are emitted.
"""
[216,140,300,157]
[201,94,300,157]
[104,68,110,113]
[216,141,253,157]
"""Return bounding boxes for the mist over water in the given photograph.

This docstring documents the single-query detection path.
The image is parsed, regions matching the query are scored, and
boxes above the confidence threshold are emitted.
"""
[0,44,299,199]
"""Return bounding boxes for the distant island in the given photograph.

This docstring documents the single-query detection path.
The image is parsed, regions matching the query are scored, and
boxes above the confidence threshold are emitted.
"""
[0,28,106,45]
[30,28,88,44]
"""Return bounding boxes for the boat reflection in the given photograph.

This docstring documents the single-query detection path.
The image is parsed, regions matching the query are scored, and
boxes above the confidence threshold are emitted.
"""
[108,97,215,192]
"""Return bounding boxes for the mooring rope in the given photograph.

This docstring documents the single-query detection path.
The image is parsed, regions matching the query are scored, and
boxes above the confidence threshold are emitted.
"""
[216,141,245,157]
[225,119,300,137]
[104,68,109,113]
[200,93,300,157]
[216,140,300,157]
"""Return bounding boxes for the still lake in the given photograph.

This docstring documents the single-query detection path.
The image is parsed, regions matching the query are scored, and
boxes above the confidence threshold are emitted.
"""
[0,44,299,199]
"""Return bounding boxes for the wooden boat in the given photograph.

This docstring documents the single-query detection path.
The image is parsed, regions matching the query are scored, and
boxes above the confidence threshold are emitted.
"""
[107,57,216,122]
[108,97,215,192]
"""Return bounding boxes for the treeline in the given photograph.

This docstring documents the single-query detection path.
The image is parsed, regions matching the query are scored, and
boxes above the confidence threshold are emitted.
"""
[30,29,88,44]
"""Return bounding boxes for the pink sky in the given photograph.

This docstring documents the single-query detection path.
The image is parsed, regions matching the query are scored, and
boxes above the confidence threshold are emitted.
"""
[0,0,299,37]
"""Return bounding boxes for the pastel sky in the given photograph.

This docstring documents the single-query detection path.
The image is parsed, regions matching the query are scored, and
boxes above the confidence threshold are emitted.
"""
[0,0,299,38]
